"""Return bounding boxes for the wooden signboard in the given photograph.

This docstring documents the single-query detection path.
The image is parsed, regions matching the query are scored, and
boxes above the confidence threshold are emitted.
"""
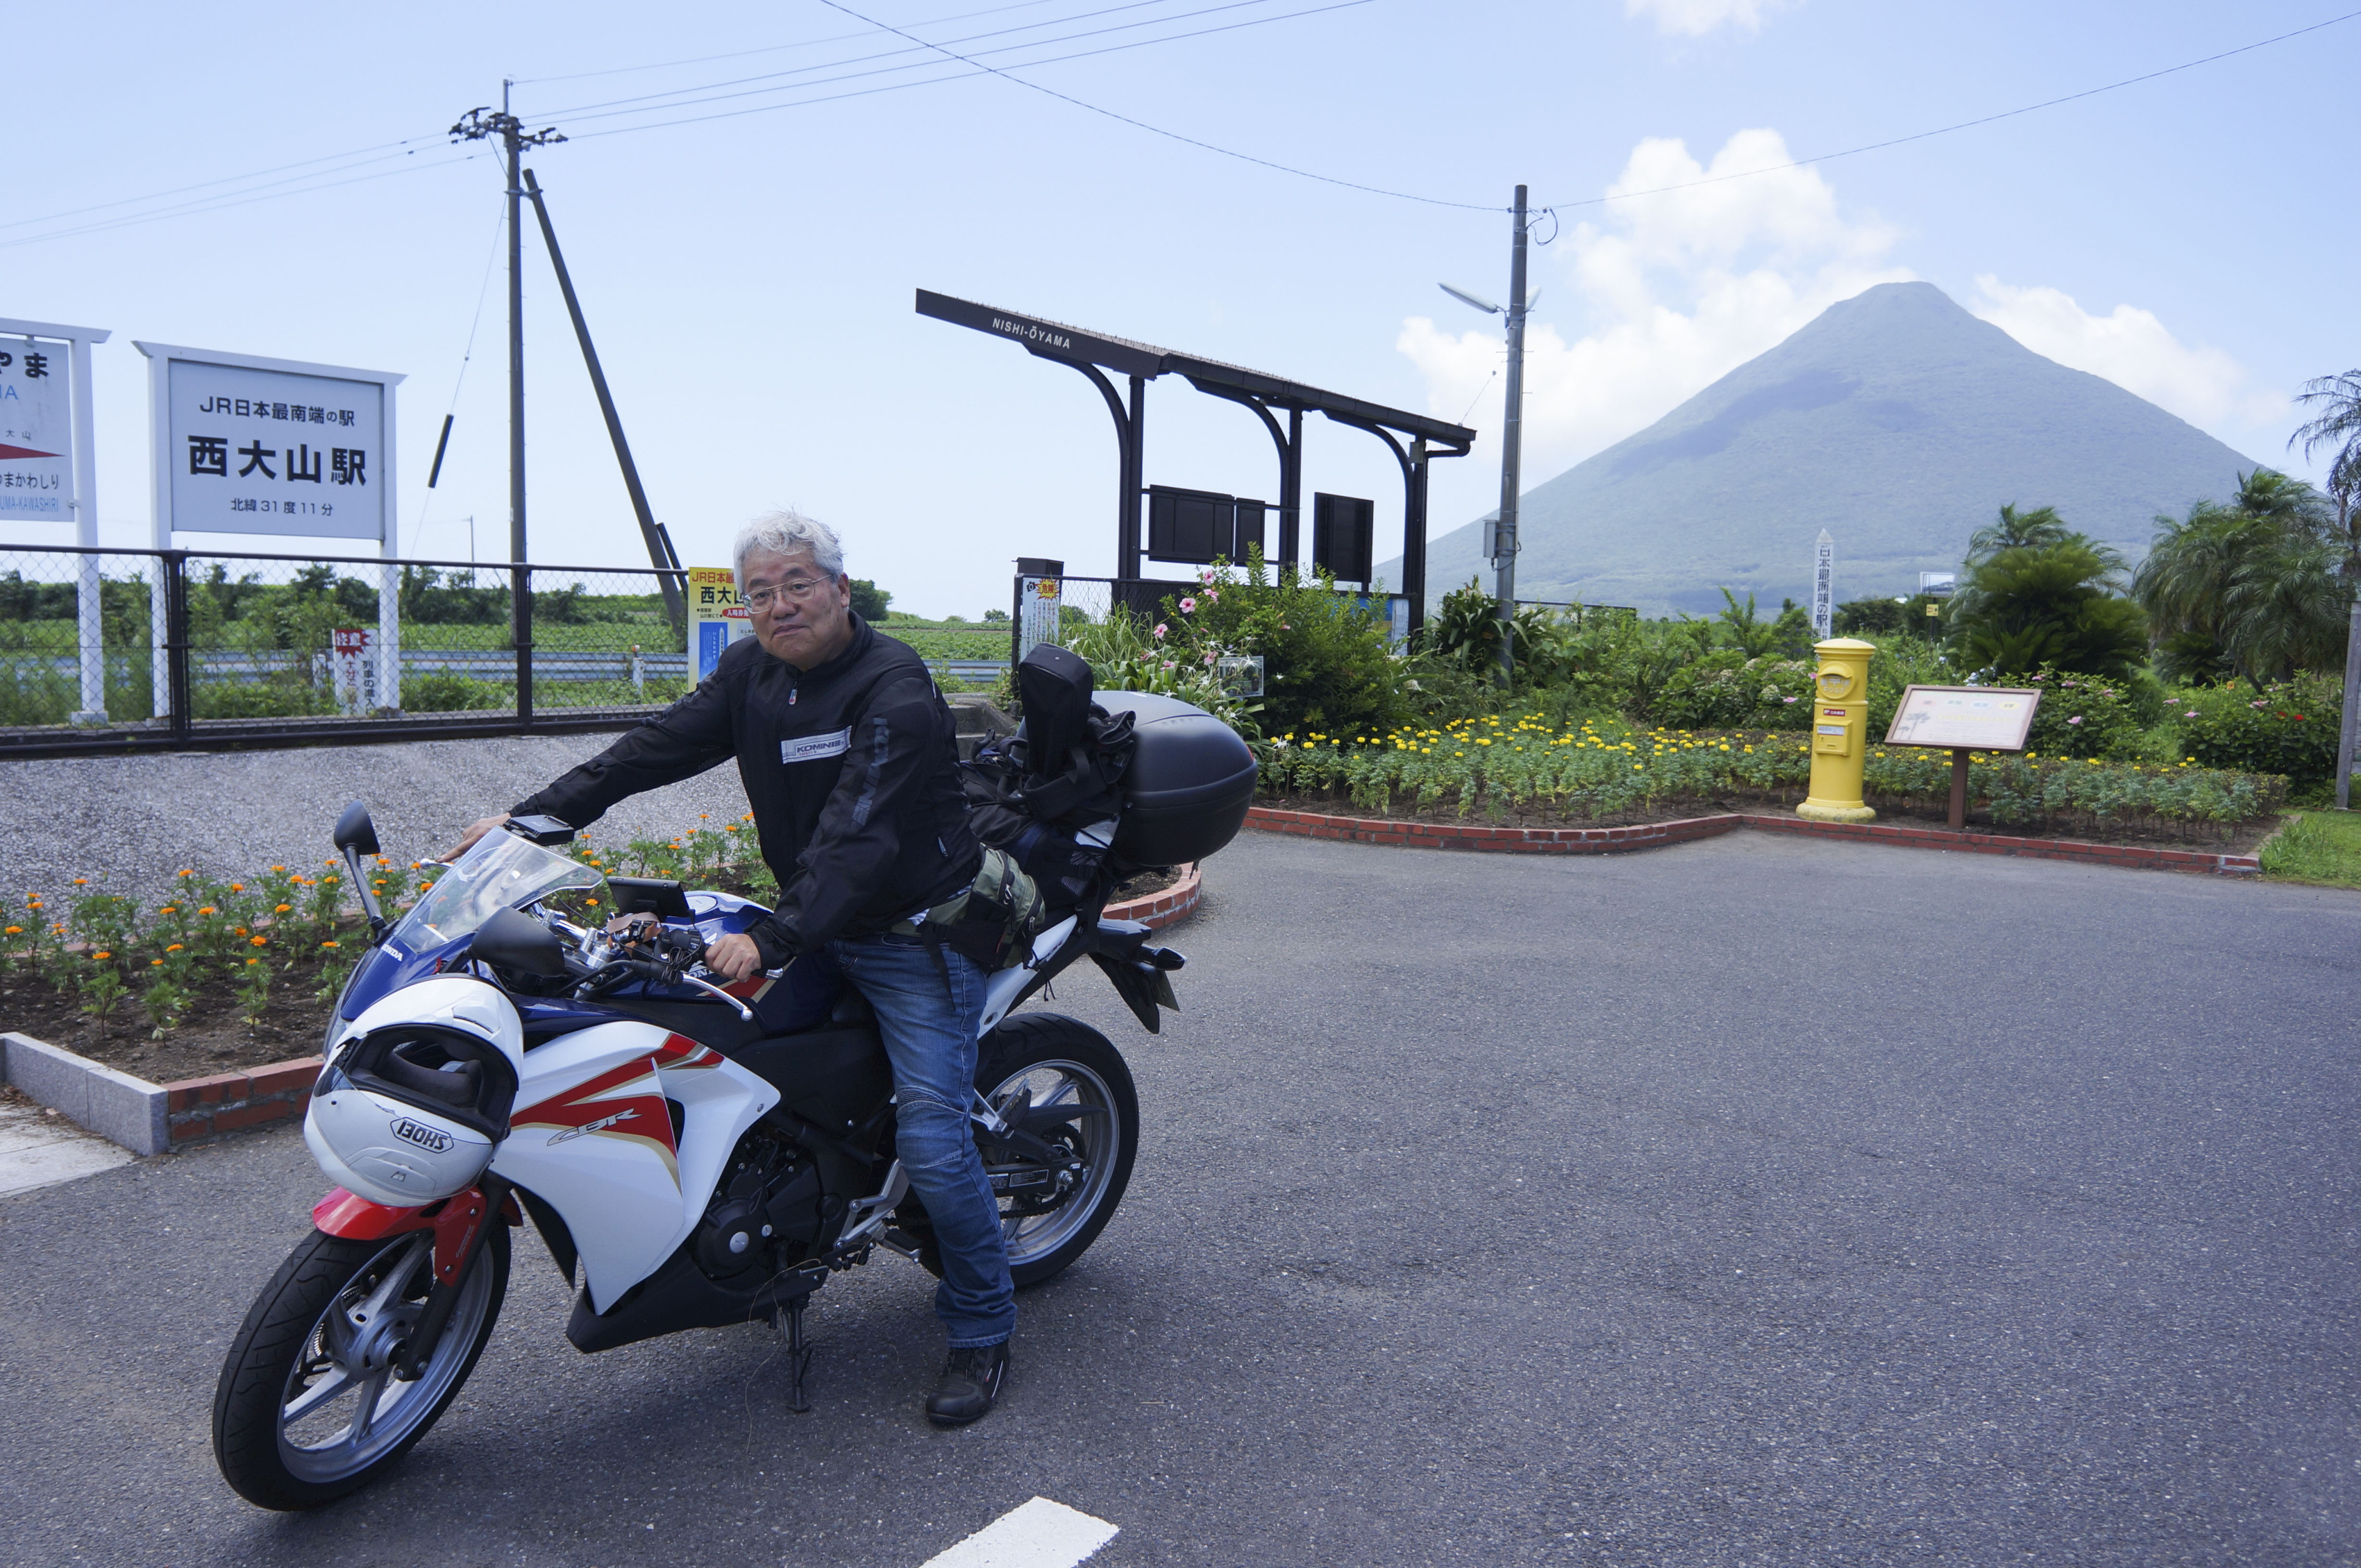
[1882,685,2043,829]
[1885,685,2041,752]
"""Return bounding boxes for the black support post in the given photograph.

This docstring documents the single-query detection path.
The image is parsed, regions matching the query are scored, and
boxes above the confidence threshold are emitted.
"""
[515,566,534,727]
[1404,437,1429,640]
[162,551,191,743]
[1281,407,1302,568]
[1123,376,1146,582]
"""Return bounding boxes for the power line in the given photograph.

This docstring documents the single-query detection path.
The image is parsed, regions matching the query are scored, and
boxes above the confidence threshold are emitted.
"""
[510,0,1087,85]
[409,202,509,556]
[0,137,437,236]
[549,0,1356,134]
[0,151,490,251]
[796,0,1498,208]
[530,0,1230,119]
[1550,7,2361,213]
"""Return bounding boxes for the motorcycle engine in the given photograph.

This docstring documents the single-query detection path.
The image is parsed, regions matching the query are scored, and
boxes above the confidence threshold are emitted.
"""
[693,1131,825,1279]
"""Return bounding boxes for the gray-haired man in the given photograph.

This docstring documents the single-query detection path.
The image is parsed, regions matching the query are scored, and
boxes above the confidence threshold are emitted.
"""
[448,510,1014,1423]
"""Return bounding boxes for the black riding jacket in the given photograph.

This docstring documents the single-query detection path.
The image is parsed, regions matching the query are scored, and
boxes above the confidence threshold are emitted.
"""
[511,616,981,968]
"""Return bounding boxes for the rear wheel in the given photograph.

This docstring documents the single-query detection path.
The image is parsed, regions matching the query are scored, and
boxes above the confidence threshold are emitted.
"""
[212,1223,509,1509]
[909,1013,1140,1289]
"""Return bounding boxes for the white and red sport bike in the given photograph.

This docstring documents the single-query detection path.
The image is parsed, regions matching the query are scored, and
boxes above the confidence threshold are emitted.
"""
[210,804,1190,1510]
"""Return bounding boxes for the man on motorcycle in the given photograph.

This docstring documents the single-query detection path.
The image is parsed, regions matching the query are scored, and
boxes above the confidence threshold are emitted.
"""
[445,510,1013,1426]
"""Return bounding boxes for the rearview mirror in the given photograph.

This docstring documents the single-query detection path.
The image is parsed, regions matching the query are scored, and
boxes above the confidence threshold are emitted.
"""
[470,907,568,978]
[333,800,380,857]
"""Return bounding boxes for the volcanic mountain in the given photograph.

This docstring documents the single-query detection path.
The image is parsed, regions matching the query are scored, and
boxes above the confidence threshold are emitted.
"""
[1381,280,2260,617]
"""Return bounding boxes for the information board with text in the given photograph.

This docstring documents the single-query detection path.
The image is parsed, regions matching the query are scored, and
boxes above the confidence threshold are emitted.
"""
[1884,685,2041,751]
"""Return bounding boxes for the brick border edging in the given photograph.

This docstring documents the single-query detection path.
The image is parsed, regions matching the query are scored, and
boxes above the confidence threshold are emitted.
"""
[1243,805,2262,877]
[2,1032,319,1158]
[1102,861,1202,928]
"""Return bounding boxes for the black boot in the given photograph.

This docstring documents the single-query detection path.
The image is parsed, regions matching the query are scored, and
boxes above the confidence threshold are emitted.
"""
[926,1341,1010,1427]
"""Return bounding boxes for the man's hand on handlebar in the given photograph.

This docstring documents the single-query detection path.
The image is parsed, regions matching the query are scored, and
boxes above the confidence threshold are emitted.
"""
[443,813,510,864]
[703,932,763,983]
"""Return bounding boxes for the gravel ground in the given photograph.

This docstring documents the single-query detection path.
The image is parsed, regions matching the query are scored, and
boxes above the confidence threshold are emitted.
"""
[0,735,751,908]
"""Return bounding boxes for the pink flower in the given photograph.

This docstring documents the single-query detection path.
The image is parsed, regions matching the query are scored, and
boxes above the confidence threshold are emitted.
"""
[2067,716,2084,725]
[1781,696,1798,704]
[1203,652,1216,666]
[1204,588,1218,603]
[1152,623,1168,640]
[1179,596,1198,613]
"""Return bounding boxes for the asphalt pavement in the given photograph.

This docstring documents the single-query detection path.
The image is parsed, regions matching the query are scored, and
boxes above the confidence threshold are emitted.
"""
[3,830,2357,1567]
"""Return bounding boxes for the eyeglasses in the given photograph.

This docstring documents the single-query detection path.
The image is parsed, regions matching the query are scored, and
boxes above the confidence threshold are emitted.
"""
[743,578,830,611]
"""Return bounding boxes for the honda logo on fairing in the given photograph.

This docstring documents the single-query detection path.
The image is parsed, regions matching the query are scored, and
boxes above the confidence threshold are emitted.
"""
[547,1108,641,1146]
[390,1117,455,1154]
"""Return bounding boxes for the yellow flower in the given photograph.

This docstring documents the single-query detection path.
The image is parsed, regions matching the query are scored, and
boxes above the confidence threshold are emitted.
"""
[271,865,286,874]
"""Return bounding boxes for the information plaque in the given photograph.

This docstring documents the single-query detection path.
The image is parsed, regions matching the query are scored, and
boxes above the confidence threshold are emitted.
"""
[1884,685,2041,752]
[1884,684,2043,830]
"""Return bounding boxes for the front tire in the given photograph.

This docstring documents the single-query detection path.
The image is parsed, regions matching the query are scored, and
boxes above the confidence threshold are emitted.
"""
[212,1223,510,1510]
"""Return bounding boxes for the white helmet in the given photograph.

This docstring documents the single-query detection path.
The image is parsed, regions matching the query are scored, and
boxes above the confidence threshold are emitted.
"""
[305,978,524,1208]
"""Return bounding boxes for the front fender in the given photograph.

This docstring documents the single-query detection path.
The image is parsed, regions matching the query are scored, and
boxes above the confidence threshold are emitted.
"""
[312,1183,515,1286]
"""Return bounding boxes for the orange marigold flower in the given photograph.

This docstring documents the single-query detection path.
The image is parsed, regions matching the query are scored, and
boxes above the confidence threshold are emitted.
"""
[72,877,88,885]
[198,906,217,916]
[151,959,163,968]
[321,940,340,949]
[91,950,111,961]
[274,903,291,914]
[166,943,183,953]
[245,957,259,966]
[250,936,267,947]
[2,926,18,936]
[179,869,196,878]
[271,865,286,873]
[230,883,244,893]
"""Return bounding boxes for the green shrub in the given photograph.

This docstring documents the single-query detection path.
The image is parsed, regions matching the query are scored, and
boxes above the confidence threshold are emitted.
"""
[2017,666,2146,760]
[2170,674,2346,785]
[1154,552,1402,738]
[404,672,505,713]
[1649,650,1816,730]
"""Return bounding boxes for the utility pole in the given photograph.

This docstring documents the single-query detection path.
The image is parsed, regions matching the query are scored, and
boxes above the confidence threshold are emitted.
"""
[451,85,564,723]
[1491,185,1531,689]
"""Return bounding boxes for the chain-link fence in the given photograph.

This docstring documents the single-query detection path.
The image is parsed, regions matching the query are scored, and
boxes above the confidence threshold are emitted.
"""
[0,544,696,755]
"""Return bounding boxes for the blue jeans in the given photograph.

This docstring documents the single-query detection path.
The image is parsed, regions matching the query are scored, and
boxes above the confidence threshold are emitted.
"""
[771,934,1015,1348]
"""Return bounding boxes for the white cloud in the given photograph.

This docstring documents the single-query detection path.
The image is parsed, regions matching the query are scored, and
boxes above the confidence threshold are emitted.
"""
[1624,0,1791,37]
[1968,275,2280,432]
[1399,129,1912,480]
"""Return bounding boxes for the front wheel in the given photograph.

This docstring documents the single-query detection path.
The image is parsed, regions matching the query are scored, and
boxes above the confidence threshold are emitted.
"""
[212,1222,510,1509]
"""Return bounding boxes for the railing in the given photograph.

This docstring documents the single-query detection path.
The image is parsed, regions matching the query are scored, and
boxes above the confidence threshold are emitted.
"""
[0,544,1004,758]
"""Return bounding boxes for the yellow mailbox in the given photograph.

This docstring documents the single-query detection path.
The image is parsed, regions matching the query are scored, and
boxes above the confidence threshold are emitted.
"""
[1797,637,1877,823]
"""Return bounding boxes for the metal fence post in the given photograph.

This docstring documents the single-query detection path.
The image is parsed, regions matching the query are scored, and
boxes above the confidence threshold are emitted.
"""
[162,551,191,741]
[514,565,534,727]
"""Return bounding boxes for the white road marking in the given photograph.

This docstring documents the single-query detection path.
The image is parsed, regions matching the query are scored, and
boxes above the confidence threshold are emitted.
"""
[918,1496,1120,1568]
[0,1102,133,1197]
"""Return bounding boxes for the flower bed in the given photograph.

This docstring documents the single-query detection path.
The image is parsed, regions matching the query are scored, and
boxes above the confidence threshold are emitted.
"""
[3,811,1199,1084]
[1259,715,2285,844]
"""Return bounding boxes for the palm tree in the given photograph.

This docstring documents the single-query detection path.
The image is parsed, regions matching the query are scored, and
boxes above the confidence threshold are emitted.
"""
[1949,533,2146,679]
[1966,504,2072,565]
[2291,370,2361,570]
[2135,468,2348,685]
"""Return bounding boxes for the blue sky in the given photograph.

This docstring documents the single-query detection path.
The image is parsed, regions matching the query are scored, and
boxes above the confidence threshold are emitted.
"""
[11,1,2353,613]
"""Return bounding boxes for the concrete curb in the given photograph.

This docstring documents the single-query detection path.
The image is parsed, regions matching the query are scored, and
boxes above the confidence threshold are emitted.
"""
[1102,861,1202,929]
[2,1033,171,1156]
[1244,806,2263,877]
[2,1032,320,1158]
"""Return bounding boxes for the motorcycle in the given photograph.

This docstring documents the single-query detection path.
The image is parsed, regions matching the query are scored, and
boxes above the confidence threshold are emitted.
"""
[210,688,1252,1511]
